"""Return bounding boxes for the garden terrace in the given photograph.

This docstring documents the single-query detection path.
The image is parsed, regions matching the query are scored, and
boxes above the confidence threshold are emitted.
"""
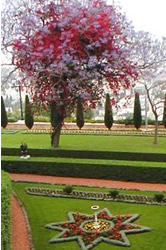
[12,182,166,250]
[2,147,166,162]
[1,134,166,153]
[2,156,166,183]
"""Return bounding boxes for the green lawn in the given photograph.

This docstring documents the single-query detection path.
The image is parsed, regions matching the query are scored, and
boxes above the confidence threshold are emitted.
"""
[2,133,166,153]
[13,182,166,250]
[2,156,166,168]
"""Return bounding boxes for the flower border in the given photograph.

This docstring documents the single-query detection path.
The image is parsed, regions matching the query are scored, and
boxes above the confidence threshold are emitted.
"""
[25,187,166,206]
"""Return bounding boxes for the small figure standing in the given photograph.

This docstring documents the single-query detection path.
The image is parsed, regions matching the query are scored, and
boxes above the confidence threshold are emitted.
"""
[20,143,30,159]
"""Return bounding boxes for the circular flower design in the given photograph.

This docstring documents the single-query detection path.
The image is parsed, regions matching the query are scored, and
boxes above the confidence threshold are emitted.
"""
[82,220,111,233]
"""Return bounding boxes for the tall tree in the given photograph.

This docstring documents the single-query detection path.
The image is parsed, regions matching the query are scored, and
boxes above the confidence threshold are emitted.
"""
[1,96,8,128]
[25,95,34,129]
[133,32,166,144]
[104,93,113,130]
[2,0,139,147]
[76,96,84,130]
[163,94,166,128]
[133,92,142,130]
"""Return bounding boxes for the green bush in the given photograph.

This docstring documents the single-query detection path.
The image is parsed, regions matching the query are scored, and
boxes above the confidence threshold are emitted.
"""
[133,92,142,130]
[2,160,166,183]
[2,147,166,162]
[7,116,18,122]
[1,170,11,250]
[76,96,84,130]
[154,194,165,202]
[109,190,119,199]
[104,93,113,130]
[34,116,50,122]
[25,95,34,129]
[1,96,8,128]
[124,118,133,125]
[145,119,163,125]
[63,185,73,194]
[64,118,76,123]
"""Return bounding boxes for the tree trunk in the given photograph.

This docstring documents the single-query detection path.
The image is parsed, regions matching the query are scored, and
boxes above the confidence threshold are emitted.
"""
[51,122,62,147]
[50,101,65,148]
[153,117,158,145]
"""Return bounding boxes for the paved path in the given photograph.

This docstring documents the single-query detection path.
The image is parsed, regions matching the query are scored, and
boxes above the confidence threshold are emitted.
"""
[10,173,166,192]
[11,195,31,250]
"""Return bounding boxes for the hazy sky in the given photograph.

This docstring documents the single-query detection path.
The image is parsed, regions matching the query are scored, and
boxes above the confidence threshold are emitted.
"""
[110,0,166,39]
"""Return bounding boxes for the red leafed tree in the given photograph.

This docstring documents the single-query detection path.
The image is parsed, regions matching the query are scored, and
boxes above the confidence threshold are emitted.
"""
[3,0,138,147]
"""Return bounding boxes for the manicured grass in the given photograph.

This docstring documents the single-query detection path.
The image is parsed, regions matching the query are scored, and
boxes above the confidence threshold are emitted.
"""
[13,182,166,250]
[1,133,166,153]
[2,156,166,168]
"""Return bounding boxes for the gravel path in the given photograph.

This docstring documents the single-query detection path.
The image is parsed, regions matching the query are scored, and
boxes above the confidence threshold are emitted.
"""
[10,173,166,191]
[11,195,31,250]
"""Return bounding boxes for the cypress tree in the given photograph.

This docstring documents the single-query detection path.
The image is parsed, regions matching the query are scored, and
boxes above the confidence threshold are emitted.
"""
[163,94,166,128]
[133,92,142,130]
[104,93,113,130]
[25,95,34,129]
[76,96,84,129]
[1,96,8,128]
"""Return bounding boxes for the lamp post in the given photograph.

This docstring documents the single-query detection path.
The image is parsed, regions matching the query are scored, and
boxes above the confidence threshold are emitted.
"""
[145,88,148,130]
[18,84,24,120]
[145,85,148,130]
[91,205,100,229]
[12,82,24,120]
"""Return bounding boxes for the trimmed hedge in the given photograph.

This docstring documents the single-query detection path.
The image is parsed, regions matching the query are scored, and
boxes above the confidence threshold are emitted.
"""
[2,160,166,183]
[1,147,166,162]
[1,170,11,250]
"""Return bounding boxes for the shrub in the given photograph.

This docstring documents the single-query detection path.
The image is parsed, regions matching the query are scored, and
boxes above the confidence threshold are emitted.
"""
[25,95,34,129]
[109,190,119,199]
[154,194,165,202]
[7,116,18,122]
[1,170,11,250]
[133,92,142,130]
[124,118,133,125]
[2,159,166,183]
[76,96,84,130]
[63,185,73,194]
[1,96,8,128]
[2,148,166,163]
[104,93,113,130]
[34,115,50,122]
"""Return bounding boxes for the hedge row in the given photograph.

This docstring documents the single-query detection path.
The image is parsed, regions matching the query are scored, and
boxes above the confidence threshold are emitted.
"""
[2,160,166,183]
[25,187,166,205]
[22,129,166,136]
[1,170,11,250]
[2,147,166,162]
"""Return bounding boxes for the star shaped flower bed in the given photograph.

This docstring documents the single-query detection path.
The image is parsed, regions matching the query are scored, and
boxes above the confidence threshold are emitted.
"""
[45,208,151,250]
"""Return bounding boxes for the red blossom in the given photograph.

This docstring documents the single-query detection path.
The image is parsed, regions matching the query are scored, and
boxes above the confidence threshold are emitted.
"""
[11,0,138,114]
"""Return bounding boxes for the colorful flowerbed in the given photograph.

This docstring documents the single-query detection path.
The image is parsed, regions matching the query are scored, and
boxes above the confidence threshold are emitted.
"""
[45,208,151,249]
[25,187,166,206]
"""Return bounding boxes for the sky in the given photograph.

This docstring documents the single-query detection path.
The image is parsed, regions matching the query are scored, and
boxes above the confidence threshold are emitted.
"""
[109,0,166,39]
